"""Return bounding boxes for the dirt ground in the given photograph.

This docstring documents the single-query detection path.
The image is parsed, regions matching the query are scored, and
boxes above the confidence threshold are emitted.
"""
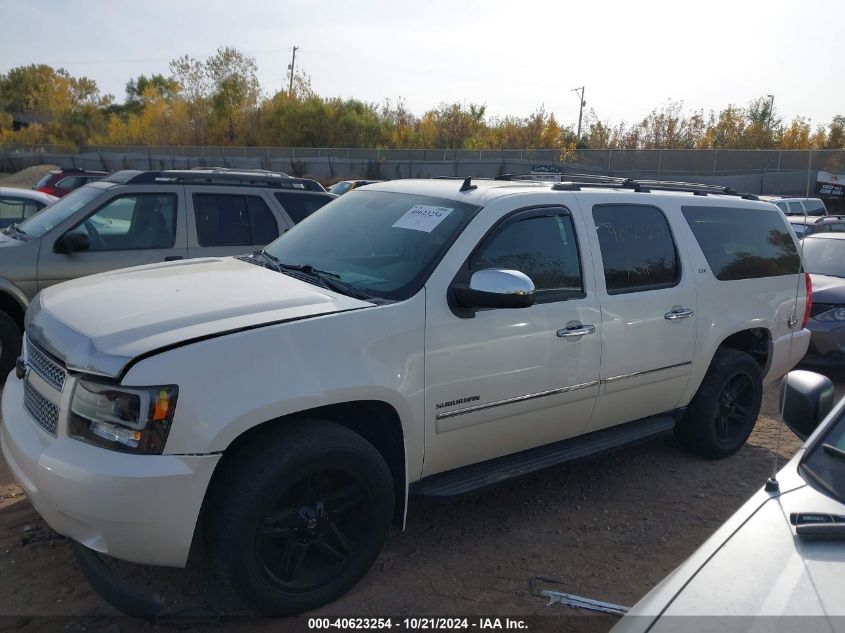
[0,164,58,188]
[0,371,842,633]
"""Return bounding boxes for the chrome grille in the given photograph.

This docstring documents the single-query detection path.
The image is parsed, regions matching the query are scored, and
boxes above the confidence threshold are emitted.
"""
[23,380,59,436]
[26,337,67,392]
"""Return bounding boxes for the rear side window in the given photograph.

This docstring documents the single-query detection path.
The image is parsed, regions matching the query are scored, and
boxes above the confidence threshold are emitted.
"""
[787,201,804,215]
[469,210,583,302]
[592,204,679,294]
[775,202,788,214]
[273,192,332,224]
[56,176,85,190]
[682,206,800,281]
[193,193,279,246]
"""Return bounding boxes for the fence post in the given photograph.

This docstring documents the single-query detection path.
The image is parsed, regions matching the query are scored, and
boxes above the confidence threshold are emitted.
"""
[608,149,613,174]
[713,150,718,176]
[806,150,813,198]
[657,150,662,178]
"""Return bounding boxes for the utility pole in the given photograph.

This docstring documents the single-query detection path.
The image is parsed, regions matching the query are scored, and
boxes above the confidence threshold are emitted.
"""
[767,94,775,126]
[572,86,586,142]
[287,46,299,98]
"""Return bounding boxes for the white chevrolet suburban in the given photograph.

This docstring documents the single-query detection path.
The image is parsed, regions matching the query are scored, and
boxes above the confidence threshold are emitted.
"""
[1,176,812,616]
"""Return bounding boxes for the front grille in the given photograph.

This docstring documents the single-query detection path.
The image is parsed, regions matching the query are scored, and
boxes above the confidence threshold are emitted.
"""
[26,337,67,392]
[23,380,59,436]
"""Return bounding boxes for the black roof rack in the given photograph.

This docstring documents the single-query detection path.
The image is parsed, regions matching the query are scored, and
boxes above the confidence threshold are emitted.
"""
[104,169,324,192]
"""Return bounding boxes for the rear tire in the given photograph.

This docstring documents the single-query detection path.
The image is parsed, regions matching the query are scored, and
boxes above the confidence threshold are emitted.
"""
[675,349,763,459]
[0,310,22,385]
[206,420,394,616]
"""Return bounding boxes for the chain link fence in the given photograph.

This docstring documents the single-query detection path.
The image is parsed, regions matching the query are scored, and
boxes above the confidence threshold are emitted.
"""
[2,144,843,196]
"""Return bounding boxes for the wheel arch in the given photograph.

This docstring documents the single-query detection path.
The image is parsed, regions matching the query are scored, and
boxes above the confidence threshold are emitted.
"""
[0,280,29,331]
[206,399,408,528]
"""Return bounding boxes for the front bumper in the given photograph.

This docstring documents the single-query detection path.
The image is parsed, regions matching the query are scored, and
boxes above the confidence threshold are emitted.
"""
[1,372,220,567]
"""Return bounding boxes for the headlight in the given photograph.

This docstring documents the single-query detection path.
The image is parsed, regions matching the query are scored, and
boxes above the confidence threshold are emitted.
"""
[69,378,178,454]
[814,306,845,322]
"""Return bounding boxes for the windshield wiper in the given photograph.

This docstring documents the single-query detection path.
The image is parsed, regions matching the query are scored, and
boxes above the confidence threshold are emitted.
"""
[2,223,26,239]
[823,443,845,461]
[250,249,282,272]
[276,262,380,303]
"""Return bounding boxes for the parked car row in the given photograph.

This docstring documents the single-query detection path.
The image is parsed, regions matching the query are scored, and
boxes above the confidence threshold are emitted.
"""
[1,174,812,616]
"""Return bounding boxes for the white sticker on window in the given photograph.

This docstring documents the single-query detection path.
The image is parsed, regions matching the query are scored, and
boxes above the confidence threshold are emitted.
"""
[392,205,454,232]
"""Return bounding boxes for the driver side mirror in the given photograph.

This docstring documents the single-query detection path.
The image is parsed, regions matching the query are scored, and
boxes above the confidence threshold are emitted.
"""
[454,269,535,310]
[54,232,90,254]
[780,370,836,441]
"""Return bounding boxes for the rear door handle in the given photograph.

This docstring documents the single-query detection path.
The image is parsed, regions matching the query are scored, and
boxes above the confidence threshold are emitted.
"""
[665,307,694,320]
[164,256,184,261]
[557,324,595,338]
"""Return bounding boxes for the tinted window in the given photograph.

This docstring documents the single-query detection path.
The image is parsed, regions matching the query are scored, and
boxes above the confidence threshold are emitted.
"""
[788,201,805,215]
[593,205,679,293]
[274,192,333,224]
[0,197,43,228]
[69,194,177,251]
[470,212,583,301]
[775,202,788,214]
[194,193,279,246]
[56,176,85,190]
[682,206,800,281]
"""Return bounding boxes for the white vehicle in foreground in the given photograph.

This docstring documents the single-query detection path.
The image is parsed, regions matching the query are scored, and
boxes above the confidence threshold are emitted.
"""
[2,176,811,616]
[615,370,845,631]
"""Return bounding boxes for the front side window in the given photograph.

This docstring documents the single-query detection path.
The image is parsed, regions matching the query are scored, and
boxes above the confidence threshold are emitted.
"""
[194,193,279,246]
[469,212,583,301]
[593,204,679,294]
[0,197,43,228]
[263,190,479,301]
[804,199,828,216]
[69,193,177,251]
[683,206,800,281]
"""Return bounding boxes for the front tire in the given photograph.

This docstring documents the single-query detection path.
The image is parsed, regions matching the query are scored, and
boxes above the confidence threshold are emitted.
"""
[675,348,763,459]
[206,420,394,616]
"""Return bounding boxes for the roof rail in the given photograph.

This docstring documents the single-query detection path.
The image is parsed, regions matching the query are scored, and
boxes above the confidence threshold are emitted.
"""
[107,169,325,192]
[548,177,758,200]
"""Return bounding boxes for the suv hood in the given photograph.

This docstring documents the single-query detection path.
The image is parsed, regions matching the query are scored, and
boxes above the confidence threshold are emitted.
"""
[26,257,372,378]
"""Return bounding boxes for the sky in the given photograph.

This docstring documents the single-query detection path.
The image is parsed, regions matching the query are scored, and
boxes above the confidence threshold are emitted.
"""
[1,0,842,129]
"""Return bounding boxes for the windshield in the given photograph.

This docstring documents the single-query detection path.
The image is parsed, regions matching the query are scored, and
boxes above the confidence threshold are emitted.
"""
[801,408,845,504]
[263,190,480,301]
[17,186,101,237]
[328,181,353,195]
[802,238,845,278]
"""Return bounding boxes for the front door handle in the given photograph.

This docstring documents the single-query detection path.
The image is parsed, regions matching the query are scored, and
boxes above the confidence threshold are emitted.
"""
[164,256,184,261]
[557,324,596,338]
[665,307,695,320]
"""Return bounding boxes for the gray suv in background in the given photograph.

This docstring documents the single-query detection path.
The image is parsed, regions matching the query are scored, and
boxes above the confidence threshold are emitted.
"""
[0,169,335,378]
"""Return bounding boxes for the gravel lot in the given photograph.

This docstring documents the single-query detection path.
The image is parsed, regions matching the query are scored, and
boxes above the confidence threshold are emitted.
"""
[1,369,841,632]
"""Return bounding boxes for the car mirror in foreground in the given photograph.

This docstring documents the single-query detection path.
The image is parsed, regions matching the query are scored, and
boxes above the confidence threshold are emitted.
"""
[780,370,835,440]
[454,269,535,310]
[54,232,90,254]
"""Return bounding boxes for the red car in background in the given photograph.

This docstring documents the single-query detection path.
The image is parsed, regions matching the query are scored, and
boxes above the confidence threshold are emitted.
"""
[33,168,109,197]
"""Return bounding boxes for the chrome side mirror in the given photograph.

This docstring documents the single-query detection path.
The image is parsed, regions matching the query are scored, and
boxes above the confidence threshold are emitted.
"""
[454,269,535,310]
[780,370,835,441]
